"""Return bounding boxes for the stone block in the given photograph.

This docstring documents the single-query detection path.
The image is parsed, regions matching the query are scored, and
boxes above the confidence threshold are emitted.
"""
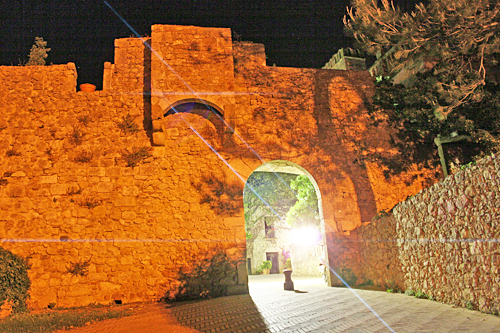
[122,211,137,220]
[122,186,139,196]
[50,183,67,195]
[120,256,134,265]
[97,182,114,193]
[93,205,107,218]
[99,282,121,293]
[237,261,248,285]
[114,197,137,207]
[66,284,93,297]
[40,175,58,184]
[226,284,249,296]
[6,185,25,198]
[88,272,108,282]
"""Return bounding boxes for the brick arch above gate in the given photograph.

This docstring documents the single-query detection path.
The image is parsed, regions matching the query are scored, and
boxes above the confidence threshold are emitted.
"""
[151,98,230,146]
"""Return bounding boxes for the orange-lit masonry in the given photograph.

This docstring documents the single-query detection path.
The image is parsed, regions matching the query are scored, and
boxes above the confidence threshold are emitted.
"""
[0,25,427,309]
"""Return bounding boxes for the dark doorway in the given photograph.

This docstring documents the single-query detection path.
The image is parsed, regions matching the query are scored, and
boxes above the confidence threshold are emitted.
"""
[266,252,279,274]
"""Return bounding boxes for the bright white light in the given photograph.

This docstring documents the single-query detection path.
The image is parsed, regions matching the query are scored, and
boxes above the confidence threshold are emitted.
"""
[290,227,321,246]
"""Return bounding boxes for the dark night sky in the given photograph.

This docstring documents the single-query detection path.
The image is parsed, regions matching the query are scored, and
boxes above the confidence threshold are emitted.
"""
[1,0,422,88]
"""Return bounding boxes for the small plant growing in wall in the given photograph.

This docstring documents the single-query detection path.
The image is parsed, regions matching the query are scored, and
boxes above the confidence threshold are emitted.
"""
[6,148,21,157]
[117,114,140,135]
[466,301,475,310]
[69,127,86,146]
[66,257,92,277]
[77,114,91,126]
[78,197,102,209]
[26,37,51,66]
[0,172,9,187]
[66,186,82,196]
[414,290,428,299]
[73,150,93,163]
[374,210,390,220]
[121,146,152,167]
[405,289,416,296]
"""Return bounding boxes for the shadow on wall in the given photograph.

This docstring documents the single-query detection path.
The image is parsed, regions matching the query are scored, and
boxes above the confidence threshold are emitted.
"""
[143,38,153,143]
[162,250,240,302]
[312,72,377,223]
[192,174,243,216]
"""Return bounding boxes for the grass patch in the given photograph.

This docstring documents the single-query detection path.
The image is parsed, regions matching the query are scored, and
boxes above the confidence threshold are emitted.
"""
[0,307,130,333]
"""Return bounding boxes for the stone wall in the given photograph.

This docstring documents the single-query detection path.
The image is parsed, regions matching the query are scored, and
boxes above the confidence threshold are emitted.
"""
[326,214,404,290]
[0,24,433,309]
[394,153,500,313]
[0,62,247,309]
[323,48,366,71]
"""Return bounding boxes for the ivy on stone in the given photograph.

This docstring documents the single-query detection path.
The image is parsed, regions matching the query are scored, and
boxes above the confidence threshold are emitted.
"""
[0,247,31,312]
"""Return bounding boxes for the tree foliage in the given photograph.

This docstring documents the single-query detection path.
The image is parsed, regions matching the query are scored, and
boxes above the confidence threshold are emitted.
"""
[243,172,319,238]
[345,0,500,172]
[26,37,51,66]
[286,175,320,228]
[243,172,297,237]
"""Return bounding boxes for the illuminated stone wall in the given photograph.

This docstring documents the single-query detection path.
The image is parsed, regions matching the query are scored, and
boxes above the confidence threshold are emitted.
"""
[0,24,429,309]
[327,215,404,290]
[394,153,500,313]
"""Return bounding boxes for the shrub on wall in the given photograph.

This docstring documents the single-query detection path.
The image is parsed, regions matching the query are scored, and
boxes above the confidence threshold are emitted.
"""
[26,37,51,66]
[0,247,31,312]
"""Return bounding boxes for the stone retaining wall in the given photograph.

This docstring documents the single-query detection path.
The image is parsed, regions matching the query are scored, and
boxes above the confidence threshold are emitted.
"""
[394,153,500,313]
[327,214,404,290]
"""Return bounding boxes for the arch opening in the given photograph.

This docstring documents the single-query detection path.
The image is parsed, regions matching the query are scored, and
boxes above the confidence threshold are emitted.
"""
[243,160,327,281]
[165,100,224,132]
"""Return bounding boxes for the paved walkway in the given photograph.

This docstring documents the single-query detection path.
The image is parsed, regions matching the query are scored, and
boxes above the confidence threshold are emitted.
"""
[57,275,500,332]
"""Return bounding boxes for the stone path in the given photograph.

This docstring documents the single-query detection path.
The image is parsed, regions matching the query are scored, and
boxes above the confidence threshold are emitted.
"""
[57,275,500,332]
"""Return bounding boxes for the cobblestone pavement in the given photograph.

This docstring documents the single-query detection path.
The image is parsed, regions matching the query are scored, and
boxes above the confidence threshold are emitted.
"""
[58,275,500,332]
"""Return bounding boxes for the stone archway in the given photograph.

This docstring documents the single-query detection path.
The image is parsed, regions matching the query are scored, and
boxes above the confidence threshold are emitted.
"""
[152,99,227,147]
[244,160,329,280]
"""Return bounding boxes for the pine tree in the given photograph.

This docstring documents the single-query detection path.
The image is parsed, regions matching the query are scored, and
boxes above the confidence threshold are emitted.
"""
[345,0,500,174]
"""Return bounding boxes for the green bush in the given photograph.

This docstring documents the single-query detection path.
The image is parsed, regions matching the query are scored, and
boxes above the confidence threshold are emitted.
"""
[405,289,415,296]
[260,260,272,270]
[415,290,428,299]
[0,247,31,312]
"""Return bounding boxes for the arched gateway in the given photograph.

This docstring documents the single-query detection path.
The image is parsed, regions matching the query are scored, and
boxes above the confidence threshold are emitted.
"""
[0,24,425,309]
